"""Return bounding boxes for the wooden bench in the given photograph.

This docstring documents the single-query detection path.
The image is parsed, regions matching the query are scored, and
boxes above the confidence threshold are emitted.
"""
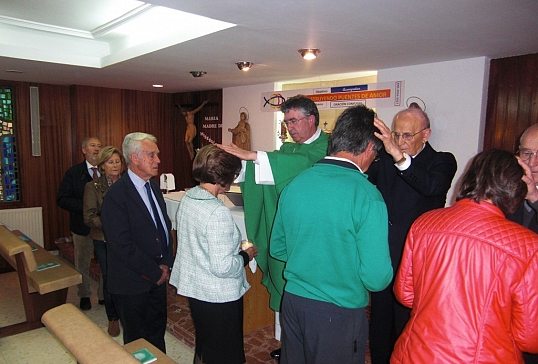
[42,303,176,364]
[0,225,82,337]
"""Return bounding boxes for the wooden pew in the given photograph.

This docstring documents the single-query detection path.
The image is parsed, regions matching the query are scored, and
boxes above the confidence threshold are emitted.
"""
[42,303,175,364]
[0,226,82,337]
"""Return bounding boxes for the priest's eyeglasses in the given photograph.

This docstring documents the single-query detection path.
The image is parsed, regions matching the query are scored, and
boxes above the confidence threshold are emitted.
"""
[283,115,308,127]
[391,127,428,141]
[518,148,538,161]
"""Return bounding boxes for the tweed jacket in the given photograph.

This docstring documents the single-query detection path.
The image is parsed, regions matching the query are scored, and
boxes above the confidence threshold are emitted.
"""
[169,186,250,303]
[83,174,121,241]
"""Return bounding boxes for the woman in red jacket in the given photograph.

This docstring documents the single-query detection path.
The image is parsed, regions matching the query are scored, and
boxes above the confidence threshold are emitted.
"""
[392,149,538,364]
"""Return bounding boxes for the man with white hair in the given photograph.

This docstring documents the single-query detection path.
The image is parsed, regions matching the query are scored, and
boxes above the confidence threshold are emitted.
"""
[101,132,173,353]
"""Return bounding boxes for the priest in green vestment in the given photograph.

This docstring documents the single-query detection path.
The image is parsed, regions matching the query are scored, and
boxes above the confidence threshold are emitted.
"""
[218,95,329,312]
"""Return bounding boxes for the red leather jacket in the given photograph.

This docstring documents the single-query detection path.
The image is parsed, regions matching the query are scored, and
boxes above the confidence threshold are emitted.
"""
[392,199,538,364]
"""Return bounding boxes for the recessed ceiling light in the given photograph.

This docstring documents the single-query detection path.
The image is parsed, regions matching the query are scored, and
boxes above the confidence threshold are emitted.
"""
[236,61,253,71]
[152,84,164,88]
[299,48,320,60]
[190,71,207,77]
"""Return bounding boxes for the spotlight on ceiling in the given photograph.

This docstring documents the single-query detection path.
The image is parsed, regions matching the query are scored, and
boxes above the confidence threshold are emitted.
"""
[190,71,207,77]
[236,61,253,71]
[299,48,320,60]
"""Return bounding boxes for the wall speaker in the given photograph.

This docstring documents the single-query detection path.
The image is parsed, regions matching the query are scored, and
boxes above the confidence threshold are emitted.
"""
[29,86,41,156]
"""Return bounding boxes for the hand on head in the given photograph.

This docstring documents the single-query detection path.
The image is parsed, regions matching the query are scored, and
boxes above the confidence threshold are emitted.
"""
[517,156,538,203]
[216,143,257,161]
[374,118,403,161]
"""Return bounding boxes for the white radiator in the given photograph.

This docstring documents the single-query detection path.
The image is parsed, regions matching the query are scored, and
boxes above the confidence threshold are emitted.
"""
[0,207,44,247]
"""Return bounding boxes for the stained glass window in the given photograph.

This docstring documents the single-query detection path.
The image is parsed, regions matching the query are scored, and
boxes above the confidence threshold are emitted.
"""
[0,87,19,202]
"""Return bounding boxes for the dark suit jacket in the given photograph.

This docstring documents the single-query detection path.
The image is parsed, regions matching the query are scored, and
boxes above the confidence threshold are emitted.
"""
[101,172,173,295]
[57,161,93,236]
[509,202,538,234]
[367,142,457,269]
[508,203,538,364]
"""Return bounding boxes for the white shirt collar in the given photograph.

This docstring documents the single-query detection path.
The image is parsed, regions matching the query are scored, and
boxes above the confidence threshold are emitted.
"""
[325,156,363,173]
[128,168,149,188]
[303,128,322,145]
[411,143,426,158]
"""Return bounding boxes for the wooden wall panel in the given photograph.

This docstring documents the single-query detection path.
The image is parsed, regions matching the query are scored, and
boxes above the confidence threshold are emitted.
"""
[2,82,73,252]
[484,53,538,152]
[0,79,221,250]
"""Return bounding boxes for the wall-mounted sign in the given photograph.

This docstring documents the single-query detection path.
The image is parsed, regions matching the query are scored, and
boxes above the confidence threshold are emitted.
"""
[260,80,403,112]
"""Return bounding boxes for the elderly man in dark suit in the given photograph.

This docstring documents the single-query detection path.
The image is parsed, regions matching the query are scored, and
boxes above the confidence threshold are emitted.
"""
[101,132,173,353]
[509,123,538,364]
[367,107,457,364]
[57,136,102,311]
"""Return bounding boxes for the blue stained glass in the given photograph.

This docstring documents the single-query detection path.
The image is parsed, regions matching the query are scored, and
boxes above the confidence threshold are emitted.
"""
[0,86,19,202]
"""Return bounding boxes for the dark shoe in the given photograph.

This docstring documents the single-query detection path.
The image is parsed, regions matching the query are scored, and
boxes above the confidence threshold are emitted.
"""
[79,297,91,311]
[98,300,105,305]
[270,348,281,359]
[107,320,120,337]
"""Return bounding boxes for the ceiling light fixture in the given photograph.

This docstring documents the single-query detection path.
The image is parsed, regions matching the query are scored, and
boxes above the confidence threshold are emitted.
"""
[236,61,253,71]
[299,48,320,60]
[190,71,207,77]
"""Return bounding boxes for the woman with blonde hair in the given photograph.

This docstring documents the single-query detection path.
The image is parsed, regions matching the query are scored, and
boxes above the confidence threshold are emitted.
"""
[83,146,124,337]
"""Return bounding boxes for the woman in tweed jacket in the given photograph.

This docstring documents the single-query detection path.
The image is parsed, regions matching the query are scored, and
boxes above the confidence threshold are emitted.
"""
[83,146,124,337]
[170,145,257,364]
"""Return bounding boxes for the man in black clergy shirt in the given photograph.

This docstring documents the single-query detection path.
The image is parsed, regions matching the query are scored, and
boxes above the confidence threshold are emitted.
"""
[508,123,538,364]
[101,132,173,353]
[367,107,457,364]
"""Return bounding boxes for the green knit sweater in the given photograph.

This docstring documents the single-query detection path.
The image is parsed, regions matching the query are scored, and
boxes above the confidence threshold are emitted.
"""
[270,158,393,309]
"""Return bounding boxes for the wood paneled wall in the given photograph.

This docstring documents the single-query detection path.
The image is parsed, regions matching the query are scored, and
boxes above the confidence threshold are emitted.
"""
[0,80,221,250]
[484,53,538,151]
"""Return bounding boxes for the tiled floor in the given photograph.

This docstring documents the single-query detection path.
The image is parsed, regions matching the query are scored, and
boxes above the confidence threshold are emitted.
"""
[166,285,281,364]
[50,240,373,364]
[55,239,282,364]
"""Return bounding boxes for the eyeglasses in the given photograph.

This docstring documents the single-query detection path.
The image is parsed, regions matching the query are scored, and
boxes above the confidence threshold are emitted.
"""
[391,127,429,141]
[283,115,309,127]
[518,148,538,161]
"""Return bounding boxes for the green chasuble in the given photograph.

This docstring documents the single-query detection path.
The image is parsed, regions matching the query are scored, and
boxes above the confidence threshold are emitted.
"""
[241,131,329,311]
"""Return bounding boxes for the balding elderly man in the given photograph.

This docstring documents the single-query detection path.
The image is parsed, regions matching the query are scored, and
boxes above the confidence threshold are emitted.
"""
[509,123,538,364]
[367,107,457,364]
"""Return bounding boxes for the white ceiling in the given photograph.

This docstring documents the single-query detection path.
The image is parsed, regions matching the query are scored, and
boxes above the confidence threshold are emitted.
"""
[1,0,537,93]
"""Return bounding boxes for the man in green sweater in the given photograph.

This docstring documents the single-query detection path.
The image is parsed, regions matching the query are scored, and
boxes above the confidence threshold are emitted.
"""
[218,95,329,360]
[270,104,393,364]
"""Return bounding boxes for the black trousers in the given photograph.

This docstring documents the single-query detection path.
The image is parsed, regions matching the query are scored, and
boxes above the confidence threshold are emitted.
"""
[188,296,245,364]
[369,281,410,364]
[281,292,368,364]
[111,282,167,353]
